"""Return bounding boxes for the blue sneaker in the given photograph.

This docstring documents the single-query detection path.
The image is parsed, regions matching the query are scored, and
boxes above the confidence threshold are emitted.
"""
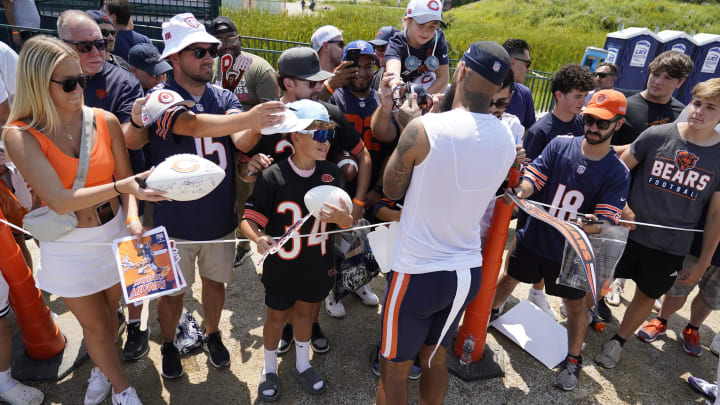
[370,346,422,380]
[689,376,717,401]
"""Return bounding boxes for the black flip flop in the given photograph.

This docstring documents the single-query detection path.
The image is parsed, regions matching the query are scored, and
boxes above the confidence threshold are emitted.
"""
[291,367,326,395]
[258,371,280,402]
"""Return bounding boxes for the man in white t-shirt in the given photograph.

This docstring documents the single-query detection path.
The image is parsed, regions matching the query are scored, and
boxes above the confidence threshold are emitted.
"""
[376,41,516,405]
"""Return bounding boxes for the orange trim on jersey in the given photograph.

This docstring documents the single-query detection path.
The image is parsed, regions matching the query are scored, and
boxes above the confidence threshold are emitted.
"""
[349,140,365,156]
[525,165,548,181]
[381,273,411,360]
[242,209,269,228]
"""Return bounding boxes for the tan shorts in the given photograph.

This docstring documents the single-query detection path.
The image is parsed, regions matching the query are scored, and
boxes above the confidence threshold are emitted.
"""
[235,174,256,247]
[666,255,720,310]
[172,231,235,295]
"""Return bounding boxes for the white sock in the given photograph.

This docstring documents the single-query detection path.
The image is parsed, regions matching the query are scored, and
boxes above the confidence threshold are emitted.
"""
[294,339,311,373]
[529,288,543,295]
[112,386,131,397]
[0,368,16,393]
[264,348,277,374]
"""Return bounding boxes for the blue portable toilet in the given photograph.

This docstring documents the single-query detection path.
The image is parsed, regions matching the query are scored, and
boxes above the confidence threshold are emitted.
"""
[604,27,662,91]
[680,33,720,104]
[657,30,697,98]
[580,47,609,72]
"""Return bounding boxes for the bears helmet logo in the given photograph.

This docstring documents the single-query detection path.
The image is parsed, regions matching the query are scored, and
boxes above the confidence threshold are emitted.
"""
[675,150,699,172]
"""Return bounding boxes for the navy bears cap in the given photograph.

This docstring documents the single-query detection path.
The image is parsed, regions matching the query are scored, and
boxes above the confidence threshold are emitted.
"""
[461,41,511,86]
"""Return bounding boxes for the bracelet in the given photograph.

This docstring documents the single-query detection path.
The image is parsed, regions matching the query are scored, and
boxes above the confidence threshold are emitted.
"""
[112,177,121,194]
[339,221,352,229]
[130,118,143,129]
[11,31,19,35]
[126,215,140,225]
[324,82,334,95]
[352,198,365,207]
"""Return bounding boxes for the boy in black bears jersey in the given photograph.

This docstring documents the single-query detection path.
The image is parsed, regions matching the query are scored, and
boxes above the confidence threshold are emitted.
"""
[241,100,353,400]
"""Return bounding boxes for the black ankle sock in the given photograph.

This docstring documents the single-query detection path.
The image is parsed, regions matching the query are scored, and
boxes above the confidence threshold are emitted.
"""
[657,317,668,325]
[567,353,582,364]
[686,323,700,331]
[491,308,499,315]
[612,334,626,346]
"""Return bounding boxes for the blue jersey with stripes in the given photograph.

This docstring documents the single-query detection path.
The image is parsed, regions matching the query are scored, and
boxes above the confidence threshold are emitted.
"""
[518,135,630,262]
[148,79,243,240]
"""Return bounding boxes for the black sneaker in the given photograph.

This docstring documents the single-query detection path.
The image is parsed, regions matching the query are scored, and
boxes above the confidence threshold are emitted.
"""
[122,322,150,361]
[117,308,127,337]
[203,331,230,368]
[311,322,329,354]
[278,324,293,355]
[161,342,183,379]
[234,246,251,268]
[597,299,612,321]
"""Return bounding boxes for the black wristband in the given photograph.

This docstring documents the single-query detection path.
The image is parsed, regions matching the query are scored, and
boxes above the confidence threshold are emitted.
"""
[130,118,143,129]
[112,176,121,194]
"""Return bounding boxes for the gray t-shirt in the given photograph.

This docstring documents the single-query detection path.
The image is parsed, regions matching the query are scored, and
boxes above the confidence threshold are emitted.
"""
[629,123,720,255]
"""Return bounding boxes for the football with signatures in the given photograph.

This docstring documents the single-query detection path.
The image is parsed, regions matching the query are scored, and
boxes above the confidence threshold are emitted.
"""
[304,185,352,219]
[146,154,225,201]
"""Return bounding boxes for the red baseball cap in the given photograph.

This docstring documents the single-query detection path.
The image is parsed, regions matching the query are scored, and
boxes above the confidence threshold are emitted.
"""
[582,89,627,120]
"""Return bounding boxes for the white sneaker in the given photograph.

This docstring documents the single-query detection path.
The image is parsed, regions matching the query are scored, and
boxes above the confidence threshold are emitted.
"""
[528,289,557,320]
[84,367,111,405]
[112,387,142,405]
[354,284,380,307]
[0,382,44,405]
[325,292,346,319]
[606,279,624,306]
[711,332,720,356]
[654,297,663,311]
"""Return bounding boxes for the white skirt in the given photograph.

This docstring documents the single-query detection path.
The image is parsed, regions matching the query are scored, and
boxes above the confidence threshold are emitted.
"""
[37,207,128,298]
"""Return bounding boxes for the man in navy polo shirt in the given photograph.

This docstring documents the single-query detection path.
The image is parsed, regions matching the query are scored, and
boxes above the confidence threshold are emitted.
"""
[102,0,152,61]
[128,13,284,380]
[503,38,536,131]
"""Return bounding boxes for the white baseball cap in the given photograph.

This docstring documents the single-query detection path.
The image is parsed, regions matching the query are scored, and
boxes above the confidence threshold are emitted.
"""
[141,89,196,127]
[311,25,342,51]
[261,100,329,135]
[406,0,444,25]
[160,13,221,60]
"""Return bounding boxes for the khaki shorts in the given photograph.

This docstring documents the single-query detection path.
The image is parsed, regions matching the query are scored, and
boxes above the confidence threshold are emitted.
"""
[666,255,720,310]
[235,174,256,248]
[172,231,235,295]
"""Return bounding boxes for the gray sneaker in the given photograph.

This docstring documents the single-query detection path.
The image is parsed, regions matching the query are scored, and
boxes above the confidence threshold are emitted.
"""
[554,357,581,391]
[595,340,622,369]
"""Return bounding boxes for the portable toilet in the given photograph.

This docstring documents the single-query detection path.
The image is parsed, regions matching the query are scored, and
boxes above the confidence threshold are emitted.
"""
[657,30,697,99]
[679,33,720,104]
[604,27,662,91]
[580,47,609,72]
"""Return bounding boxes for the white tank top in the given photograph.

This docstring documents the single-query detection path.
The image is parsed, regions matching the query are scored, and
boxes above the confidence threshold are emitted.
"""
[392,109,516,274]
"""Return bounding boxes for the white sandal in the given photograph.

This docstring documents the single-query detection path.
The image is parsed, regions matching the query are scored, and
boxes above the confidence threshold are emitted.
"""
[0,382,44,405]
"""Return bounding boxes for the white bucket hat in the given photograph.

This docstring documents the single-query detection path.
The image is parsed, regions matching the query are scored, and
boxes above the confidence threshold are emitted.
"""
[141,89,196,127]
[160,13,220,60]
[261,99,330,135]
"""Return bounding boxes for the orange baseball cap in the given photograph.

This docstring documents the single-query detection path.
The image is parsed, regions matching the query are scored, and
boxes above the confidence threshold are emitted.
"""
[582,89,627,120]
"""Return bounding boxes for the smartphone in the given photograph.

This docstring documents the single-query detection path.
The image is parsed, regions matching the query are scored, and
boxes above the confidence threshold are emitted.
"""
[345,48,361,68]
[95,201,114,225]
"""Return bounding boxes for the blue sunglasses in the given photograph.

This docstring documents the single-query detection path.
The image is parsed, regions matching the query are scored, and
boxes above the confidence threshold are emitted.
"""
[299,129,334,143]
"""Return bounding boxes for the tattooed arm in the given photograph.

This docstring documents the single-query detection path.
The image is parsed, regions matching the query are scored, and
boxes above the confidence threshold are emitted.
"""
[383,117,431,200]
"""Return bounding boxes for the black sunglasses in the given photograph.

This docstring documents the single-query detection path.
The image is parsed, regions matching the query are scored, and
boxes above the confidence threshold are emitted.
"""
[490,99,510,109]
[595,72,613,79]
[514,56,531,69]
[183,45,219,59]
[327,40,345,48]
[296,78,321,89]
[100,29,117,37]
[50,74,89,92]
[373,44,387,52]
[583,115,618,130]
[64,39,107,53]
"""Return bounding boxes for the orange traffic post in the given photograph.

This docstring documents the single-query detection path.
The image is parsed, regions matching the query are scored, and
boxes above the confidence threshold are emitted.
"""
[449,168,519,380]
[0,208,65,360]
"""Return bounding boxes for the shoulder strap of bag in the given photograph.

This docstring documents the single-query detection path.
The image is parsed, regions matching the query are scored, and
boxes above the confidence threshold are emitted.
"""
[72,106,94,190]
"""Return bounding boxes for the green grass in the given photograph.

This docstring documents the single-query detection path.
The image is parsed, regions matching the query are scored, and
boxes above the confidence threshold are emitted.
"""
[223,4,405,45]
[444,0,720,72]
[224,0,720,73]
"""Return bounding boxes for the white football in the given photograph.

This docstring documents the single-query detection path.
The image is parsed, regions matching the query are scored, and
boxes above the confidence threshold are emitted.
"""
[146,154,225,201]
[304,185,352,219]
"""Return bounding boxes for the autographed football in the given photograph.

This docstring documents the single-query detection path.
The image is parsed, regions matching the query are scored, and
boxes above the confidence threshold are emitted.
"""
[332,151,359,182]
[304,185,352,219]
[146,154,225,201]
